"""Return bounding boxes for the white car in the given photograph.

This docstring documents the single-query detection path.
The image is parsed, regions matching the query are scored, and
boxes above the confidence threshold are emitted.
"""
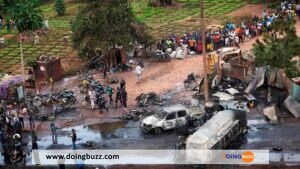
[140,104,205,134]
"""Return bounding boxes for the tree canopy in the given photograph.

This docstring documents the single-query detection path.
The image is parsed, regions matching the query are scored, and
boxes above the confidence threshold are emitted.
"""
[1,0,44,32]
[252,19,300,78]
[71,0,150,58]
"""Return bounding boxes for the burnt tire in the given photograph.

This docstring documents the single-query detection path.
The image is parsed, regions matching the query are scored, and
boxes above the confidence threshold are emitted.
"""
[154,128,162,134]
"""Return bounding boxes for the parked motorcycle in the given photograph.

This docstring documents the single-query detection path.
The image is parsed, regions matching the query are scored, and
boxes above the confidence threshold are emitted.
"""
[150,51,171,62]
[57,90,76,105]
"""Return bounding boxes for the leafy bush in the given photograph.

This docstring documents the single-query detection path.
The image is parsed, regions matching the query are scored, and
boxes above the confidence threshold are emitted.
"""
[55,0,66,16]
[26,57,38,67]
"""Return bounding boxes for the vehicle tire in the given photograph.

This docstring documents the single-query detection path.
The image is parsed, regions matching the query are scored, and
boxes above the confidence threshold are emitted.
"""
[154,128,162,134]
[192,120,200,127]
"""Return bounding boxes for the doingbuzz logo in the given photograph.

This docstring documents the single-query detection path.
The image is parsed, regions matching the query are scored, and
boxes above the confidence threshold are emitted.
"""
[224,151,254,163]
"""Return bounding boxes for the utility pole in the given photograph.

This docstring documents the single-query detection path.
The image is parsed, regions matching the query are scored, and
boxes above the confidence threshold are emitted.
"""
[200,0,209,103]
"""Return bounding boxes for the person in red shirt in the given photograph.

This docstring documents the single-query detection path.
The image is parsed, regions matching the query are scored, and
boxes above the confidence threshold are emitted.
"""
[196,39,202,54]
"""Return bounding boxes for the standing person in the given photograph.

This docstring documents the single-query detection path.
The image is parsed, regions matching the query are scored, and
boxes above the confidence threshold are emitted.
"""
[49,77,54,91]
[106,86,113,103]
[5,111,12,133]
[31,132,38,150]
[0,127,7,151]
[120,89,127,109]
[19,106,27,129]
[28,69,35,88]
[88,88,96,110]
[50,120,57,144]
[34,34,40,44]
[134,65,143,83]
[28,110,35,131]
[115,87,122,108]
[244,27,250,42]
[0,36,4,47]
[234,35,240,48]
[13,117,22,136]
[71,129,77,150]
[120,78,126,90]
[103,67,107,79]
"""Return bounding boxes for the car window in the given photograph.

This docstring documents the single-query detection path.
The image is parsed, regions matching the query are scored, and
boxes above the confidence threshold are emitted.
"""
[178,110,187,118]
[155,111,167,119]
[165,112,176,120]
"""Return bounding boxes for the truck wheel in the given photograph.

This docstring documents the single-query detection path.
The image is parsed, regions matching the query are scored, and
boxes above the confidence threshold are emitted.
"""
[154,128,162,134]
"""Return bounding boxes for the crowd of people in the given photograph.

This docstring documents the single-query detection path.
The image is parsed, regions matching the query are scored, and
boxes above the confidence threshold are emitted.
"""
[0,102,36,164]
[156,0,298,54]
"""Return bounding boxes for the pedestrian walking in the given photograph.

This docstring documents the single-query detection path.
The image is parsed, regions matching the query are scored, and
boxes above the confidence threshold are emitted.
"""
[106,86,113,103]
[135,65,143,83]
[71,129,77,150]
[50,120,57,144]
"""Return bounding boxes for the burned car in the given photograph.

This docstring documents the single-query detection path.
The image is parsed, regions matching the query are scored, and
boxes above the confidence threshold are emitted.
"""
[140,104,205,134]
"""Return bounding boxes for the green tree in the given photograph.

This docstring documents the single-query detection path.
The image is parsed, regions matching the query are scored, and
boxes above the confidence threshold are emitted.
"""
[55,0,66,16]
[71,0,150,58]
[6,0,44,32]
[252,19,300,78]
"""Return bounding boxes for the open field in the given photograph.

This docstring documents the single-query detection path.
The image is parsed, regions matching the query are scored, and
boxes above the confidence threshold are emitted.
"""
[0,0,266,74]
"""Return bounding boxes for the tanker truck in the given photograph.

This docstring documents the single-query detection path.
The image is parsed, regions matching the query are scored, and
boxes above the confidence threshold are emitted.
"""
[184,110,247,163]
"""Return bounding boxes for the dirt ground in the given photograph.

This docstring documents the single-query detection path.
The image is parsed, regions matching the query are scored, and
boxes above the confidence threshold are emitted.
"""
[227,4,269,19]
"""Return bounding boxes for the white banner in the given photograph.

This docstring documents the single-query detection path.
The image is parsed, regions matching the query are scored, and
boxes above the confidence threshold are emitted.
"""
[32,150,269,165]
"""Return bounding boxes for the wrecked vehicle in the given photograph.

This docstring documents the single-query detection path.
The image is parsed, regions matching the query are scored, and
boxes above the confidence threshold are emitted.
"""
[140,104,205,134]
[136,92,165,107]
[185,110,247,163]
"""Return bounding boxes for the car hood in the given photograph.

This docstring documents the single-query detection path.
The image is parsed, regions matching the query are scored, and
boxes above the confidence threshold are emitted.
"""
[142,115,161,125]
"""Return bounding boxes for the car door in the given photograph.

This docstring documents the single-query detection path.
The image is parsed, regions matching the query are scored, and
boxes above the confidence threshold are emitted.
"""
[163,112,177,130]
[176,110,188,126]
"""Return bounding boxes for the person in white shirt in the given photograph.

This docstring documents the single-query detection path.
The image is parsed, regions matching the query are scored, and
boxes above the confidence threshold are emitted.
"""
[88,88,96,110]
[34,34,39,44]
[225,36,230,47]
[135,65,144,82]
[234,35,240,48]
[245,28,250,41]
[0,36,4,47]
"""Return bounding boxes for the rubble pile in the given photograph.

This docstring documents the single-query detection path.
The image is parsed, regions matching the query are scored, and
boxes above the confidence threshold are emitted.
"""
[122,108,155,121]
[211,77,247,101]
[136,92,165,107]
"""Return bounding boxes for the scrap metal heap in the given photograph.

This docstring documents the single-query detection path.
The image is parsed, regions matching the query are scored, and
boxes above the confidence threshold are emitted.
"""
[135,92,165,107]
